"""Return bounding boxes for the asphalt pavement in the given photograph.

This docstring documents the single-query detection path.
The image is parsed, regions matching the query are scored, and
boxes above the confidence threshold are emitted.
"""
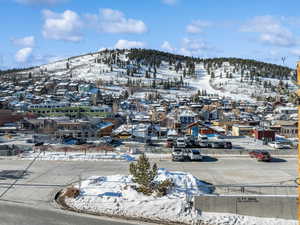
[0,157,297,224]
[0,201,145,225]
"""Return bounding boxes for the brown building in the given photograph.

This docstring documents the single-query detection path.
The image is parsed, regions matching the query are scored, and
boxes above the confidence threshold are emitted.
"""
[271,120,298,138]
[0,110,36,126]
[253,129,276,142]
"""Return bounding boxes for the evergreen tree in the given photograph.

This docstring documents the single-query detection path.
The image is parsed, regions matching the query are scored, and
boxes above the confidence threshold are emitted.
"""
[129,154,172,196]
[129,154,157,194]
[183,68,186,77]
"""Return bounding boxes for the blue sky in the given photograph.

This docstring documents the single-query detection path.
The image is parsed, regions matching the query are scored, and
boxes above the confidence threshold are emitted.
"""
[1,0,300,69]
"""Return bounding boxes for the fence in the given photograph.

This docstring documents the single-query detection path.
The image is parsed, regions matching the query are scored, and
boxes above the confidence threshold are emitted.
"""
[209,184,298,196]
[194,195,297,220]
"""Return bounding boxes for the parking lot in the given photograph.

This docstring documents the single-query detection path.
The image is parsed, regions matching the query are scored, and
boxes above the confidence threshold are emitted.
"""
[0,156,296,207]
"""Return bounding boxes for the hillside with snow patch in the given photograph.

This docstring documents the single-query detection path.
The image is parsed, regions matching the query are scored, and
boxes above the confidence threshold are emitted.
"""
[10,49,297,102]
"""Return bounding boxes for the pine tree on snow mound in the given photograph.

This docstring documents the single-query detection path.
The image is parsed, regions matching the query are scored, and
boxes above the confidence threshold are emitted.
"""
[129,154,173,196]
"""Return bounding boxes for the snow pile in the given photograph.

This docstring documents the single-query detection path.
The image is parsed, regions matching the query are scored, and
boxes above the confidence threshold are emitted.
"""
[20,151,135,161]
[65,169,210,224]
[202,213,296,225]
[65,169,296,225]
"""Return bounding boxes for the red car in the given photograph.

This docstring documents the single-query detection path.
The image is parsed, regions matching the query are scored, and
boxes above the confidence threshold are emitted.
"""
[249,150,271,162]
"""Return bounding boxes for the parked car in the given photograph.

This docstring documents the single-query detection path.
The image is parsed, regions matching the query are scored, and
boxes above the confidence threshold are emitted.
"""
[186,149,203,161]
[208,141,224,148]
[198,141,208,148]
[198,134,208,142]
[172,148,203,161]
[268,141,290,149]
[176,137,186,148]
[249,150,271,162]
[172,148,186,161]
[185,135,197,147]
[198,134,208,148]
[208,141,232,149]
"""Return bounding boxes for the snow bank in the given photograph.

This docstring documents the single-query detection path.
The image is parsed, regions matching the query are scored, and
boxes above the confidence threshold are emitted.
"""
[202,212,296,225]
[20,151,135,161]
[64,169,296,225]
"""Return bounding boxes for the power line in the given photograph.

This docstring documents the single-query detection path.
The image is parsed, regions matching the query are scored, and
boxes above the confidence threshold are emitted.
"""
[0,150,42,199]
[0,183,65,188]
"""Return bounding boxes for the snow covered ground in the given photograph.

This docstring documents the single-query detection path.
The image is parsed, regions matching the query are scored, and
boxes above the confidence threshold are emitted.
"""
[64,168,296,225]
[20,151,135,161]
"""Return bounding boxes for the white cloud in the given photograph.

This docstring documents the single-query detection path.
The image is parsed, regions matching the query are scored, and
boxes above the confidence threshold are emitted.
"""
[42,9,83,42]
[162,0,178,5]
[11,36,35,47]
[290,49,300,56]
[15,47,33,63]
[241,15,296,47]
[179,38,212,56]
[114,40,145,49]
[15,0,67,5]
[160,38,215,57]
[86,8,147,34]
[161,41,175,52]
[269,49,279,56]
[182,38,210,50]
[260,33,294,47]
[186,20,212,33]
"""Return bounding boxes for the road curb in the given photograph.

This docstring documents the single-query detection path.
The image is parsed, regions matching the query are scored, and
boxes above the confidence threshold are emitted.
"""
[54,188,195,225]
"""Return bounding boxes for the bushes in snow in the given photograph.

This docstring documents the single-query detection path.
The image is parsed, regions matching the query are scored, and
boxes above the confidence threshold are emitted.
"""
[63,187,80,198]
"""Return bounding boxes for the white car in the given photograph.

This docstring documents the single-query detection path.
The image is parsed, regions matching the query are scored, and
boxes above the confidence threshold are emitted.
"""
[176,138,186,148]
[186,149,203,161]
[268,141,289,149]
[171,148,202,161]
[198,134,208,142]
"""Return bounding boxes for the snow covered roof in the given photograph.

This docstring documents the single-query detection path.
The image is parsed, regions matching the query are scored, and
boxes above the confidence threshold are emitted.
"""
[179,110,197,117]
[167,129,178,136]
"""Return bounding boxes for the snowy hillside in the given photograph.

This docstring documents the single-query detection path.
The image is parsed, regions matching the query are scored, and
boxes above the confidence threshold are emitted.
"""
[13,49,296,102]
[210,63,297,102]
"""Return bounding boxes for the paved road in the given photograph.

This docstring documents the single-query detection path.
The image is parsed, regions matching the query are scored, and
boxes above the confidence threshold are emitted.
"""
[0,157,296,224]
[0,201,146,225]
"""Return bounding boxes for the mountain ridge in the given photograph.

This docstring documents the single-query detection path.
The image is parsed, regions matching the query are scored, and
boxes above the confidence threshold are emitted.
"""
[0,48,294,76]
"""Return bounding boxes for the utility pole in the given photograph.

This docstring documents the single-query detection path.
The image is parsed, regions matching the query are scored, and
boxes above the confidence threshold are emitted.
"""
[78,174,82,191]
[296,61,300,220]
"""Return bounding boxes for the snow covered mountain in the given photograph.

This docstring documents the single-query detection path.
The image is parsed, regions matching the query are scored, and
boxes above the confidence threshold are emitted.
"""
[5,49,297,103]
